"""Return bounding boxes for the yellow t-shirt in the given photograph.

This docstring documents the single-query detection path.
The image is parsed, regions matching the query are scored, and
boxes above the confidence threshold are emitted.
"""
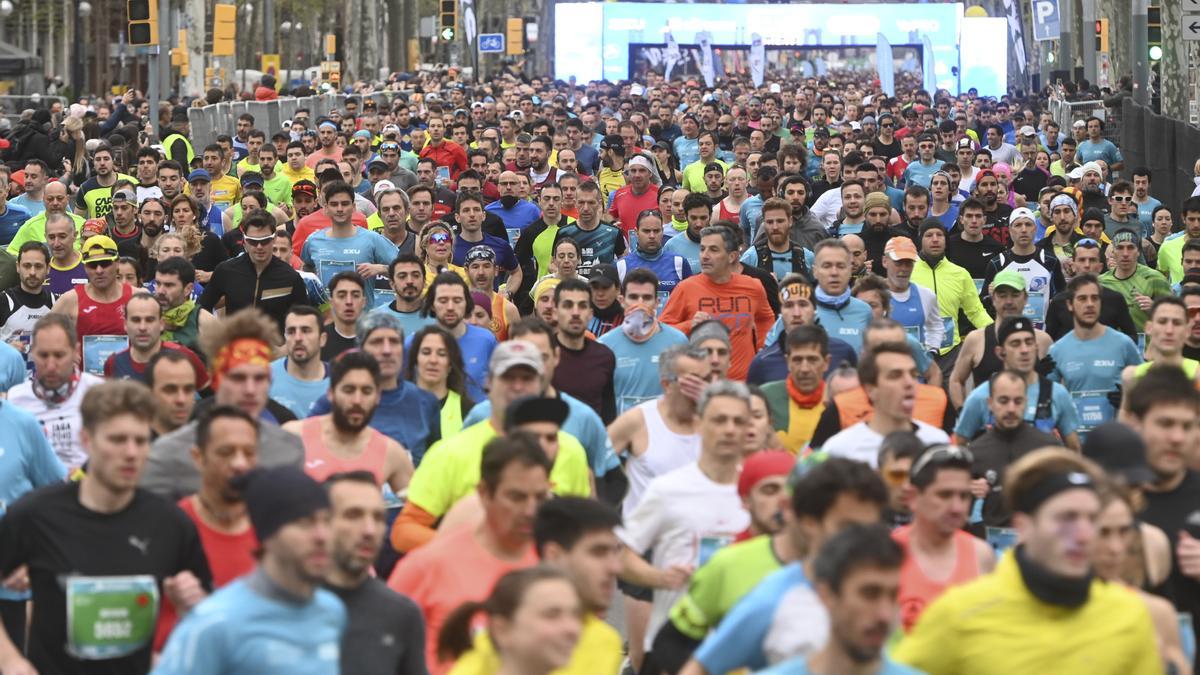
[783,400,825,455]
[406,419,592,518]
[208,174,241,208]
[280,164,316,186]
[448,613,623,675]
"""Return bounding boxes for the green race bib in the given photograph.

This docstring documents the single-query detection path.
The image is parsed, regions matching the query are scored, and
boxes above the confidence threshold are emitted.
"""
[66,575,159,660]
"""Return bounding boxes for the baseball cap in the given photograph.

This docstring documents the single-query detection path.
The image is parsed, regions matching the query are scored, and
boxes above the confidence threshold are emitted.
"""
[956,137,975,150]
[599,135,624,152]
[1082,422,1156,485]
[1068,166,1085,180]
[372,180,396,195]
[81,235,119,264]
[992,270,1027,293]
[465,245,496,264]
[1019,125,1037,137]
[111,188,135,204]
[589,263,620,288]
[240,172,265,187]
[291,179,318,198]
[186,168,212,183]
[996,315,1035,344]
[503,395,569,432]
[884,237,918,262]
[1009,206,1037,225]
[489,340,545,377]
[367,159,391,173]
[381,124,400,137]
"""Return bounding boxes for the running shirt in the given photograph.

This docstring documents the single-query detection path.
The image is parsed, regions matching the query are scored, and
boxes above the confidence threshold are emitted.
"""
[269,358,330,419]
[668,534,784,641]
[370,303,434,339]
[0,202,31,247]
[1099,264,1174,331]
[889,282,944,352]
[893,524,981,633]
[48,258,87,296]
[0,286,56,344]
[622,399,701,516]
[1049,328,1142,433]
[598,324,689,414]
[8,372,104,466]
[301,228,399,307]
[451,233,518,272]
[310,381,441,464]
[76,283,134,340]
[955,379,1081,440]
[617,248,693,310]
[74,173,137,218]
[822,420,950,467]
[455,324,496,403]
[556,222,627,278]
[618,462,750,651]
[660,273,776,381]
[300,417,390,485]
[662,231,701,272]
[983,249,1066,325]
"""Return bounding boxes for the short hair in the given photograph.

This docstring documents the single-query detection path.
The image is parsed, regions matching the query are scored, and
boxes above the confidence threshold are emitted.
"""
[125,291,162,317]
[761,197,792,221]
[329,349,382,388]
[1004,447,1102,515]
[658,343,710,383]
[241,208,275,234]
[697,379,751,416]
[388,252,425,280]
[32,312,76,348]
[1065,272,1101,299]
[852,276,891,314]
[1109,180,1133,196]
[1149,295,1187,321]
[904,184,931,205]
[698,225,737,253]
[877,431,926,468]
[621,267,659,295]
[455,191,484,213]
[479,432,553,494]
[1125,365,1200,419]
[17,240,49,264]
[958,197,985,214]
[813,238,850,259]
[155,255,196,286]
[790,456,888,521]
[196,403,258,450]
[784,324,830,356]
[1131,166,1152,181]
[1181,196,1200,218]
[553,277,591,305]
[811,523,904,593]
[858,342,914,386]
[81,380,154,431]
[328,270,367,295]
[533,497,621,557]
[682,192,712,214]
[508,316,556,347]
[322,180,356,203]
[145,349,193,388]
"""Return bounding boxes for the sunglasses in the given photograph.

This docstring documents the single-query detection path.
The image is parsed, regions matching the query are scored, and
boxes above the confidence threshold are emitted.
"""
[244,234,275,247]
[85,258,115,269]
[1110,195,1132,203]
[882,468,909,487]
[429,231,451,244]
[911,444,974,479]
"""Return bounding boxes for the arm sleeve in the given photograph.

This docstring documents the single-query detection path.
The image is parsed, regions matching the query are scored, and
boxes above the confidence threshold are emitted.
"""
[659,285,693,334]
[1052,384,1081,436]
[953,391,986,439]
[390,502,439,553]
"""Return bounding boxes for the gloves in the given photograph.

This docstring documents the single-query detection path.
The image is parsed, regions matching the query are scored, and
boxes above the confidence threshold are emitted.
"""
[1108,385,1123,411]
[1036,354,1057,378]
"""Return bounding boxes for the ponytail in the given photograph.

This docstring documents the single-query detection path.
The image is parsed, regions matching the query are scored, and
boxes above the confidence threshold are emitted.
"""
[437,600,486,662]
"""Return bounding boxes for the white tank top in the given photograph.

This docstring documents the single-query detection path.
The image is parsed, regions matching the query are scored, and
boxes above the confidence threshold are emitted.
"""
[622,398,701,517]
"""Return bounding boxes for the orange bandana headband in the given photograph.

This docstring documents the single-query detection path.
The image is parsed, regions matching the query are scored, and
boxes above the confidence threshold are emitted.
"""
[212,338,272,389]
[780,283,812,302]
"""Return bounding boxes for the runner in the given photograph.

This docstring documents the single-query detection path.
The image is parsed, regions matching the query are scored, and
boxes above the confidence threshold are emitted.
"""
[0,381,211,675]
[556,181,626,278]
[1100,228,1173,332]
[286,350,413,492]
[270,305,330,419]
[599,268,689,414]
[0,241,55,350]
[419,271,497,402]
[154,465,344,674]
[103,292,209,389]
[760,325,831,454]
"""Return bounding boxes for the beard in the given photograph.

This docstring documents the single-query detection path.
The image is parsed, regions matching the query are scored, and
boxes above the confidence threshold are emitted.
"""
[332,403,376,434]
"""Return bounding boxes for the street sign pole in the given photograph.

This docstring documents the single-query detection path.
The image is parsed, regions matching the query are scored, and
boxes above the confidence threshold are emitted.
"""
[1133,0,1149,104]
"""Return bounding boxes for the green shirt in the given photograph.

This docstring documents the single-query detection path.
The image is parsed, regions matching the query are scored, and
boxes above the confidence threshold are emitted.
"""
[667,534,784,640]
[262,172,293,208]
[1100,264,1173,331]
[405,419,592,517]
[6,212,86,256]
[681,158,730,194]
[1155,233,1191,285]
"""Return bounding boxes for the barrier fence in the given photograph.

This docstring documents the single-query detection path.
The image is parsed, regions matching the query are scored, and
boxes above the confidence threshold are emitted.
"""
[186,92,407,149]
[1120,97,1199,214]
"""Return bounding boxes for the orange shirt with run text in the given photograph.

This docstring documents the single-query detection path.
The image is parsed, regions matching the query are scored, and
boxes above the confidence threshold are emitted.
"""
[659,272,776,381]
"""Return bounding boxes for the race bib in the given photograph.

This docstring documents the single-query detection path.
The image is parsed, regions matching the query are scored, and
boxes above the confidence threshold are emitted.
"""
[697,535,734,567]
[1022,291,1048,328]
[66,575,159,660]
[1072,390,1115,435]
[939,316,956,350]
[985,527,1018,557]
[83,335,129,376]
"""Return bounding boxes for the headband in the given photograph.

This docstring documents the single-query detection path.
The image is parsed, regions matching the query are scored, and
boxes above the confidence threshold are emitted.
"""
[1050,193,1078,215]
[212,338,272,390]
[1013,471,1097,515]
[1111,229,1139,245]
[780,282,812,302]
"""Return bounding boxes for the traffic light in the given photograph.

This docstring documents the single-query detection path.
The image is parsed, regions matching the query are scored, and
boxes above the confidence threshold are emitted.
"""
[1148,6,1162,62]
[212,4,237,57]
[439,0,457,41]
[127,0,159,46]
[1094,18,1109,53]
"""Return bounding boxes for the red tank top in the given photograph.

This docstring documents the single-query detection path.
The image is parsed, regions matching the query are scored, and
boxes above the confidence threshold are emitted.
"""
[893,524,981,633]
[718,199,740,223]
[76,283,133,339]
[301,416,390,485]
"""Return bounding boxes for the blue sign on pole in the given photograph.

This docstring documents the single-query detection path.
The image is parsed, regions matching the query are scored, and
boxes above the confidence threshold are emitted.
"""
[1031,0,1061,41]
[478,33,505,53]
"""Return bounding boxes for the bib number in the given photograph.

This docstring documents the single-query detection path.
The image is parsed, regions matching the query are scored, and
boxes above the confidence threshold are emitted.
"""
[66,575,159,660]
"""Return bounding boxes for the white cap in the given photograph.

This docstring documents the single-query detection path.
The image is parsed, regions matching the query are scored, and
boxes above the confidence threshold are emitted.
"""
[1068,167,1084,180]
[373,180,396,195]
[382,123,400,136]
[769,83,781,93]
[1072,119,1086,128]
[630,84,645,96]
[1019,125,1037,137]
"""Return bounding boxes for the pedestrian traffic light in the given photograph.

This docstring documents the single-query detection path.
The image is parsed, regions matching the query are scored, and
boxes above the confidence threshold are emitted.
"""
[127,0,159,46]
[439,0,457,41]
[212,4,237,57]
[1094,19,1109,53]
[1148,6,1162,62]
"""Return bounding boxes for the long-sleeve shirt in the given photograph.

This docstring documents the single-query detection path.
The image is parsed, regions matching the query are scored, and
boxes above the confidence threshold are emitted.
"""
[660,272,775,380]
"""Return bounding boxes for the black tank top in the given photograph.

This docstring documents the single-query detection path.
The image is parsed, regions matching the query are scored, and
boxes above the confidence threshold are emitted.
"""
[972,325,1004,386]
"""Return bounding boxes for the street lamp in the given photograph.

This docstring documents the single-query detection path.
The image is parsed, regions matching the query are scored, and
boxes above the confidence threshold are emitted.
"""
[72,0,94,96]
[0,0,13,43]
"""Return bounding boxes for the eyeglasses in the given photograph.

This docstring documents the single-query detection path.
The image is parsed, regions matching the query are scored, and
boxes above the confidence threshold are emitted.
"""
[244,234,275,247]
[429,231,451,244]
[85,258,115,269]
